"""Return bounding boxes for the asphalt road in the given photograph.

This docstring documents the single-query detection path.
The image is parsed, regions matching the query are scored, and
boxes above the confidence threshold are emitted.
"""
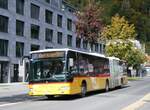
[0,77,150,110]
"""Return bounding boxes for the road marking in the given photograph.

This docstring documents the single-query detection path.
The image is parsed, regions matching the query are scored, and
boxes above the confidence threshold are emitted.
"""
[0,102,22,107]
[121,93,150,110]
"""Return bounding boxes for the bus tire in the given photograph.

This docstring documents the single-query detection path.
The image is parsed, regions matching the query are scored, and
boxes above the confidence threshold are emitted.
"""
[105,80,109,92]
[80,82,87,97]
[46,95,54,99]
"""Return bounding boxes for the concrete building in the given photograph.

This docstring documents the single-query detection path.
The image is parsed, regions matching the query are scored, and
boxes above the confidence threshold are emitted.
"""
[0,0,105,83]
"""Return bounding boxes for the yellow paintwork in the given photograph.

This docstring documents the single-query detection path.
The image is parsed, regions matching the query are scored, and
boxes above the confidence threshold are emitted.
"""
[28,77,109,96]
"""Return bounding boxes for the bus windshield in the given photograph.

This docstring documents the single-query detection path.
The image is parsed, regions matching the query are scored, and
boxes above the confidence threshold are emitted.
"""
[30,52,67,82]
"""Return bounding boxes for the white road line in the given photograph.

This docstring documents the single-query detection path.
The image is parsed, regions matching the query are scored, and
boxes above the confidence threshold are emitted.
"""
[121,93,150,110]
[0,102,22,107]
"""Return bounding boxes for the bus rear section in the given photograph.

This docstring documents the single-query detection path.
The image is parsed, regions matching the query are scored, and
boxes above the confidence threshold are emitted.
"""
[27,49,111,97]
[108,57,128,89]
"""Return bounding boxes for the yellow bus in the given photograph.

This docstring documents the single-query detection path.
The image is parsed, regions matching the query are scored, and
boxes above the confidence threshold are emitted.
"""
[22,48,127,98]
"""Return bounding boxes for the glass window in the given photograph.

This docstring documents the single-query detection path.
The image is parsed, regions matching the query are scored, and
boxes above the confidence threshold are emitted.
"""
[67,35,72,47]
[16,0,24,15]
[45,10,53,24]
[45,28,53,42]
[90,43,94,51]
[57,14,62,27]
[95,43,98,52]
[16,20,24,36]
[16,42,24,57]
[99,44,102,53]
[83,40,88,49]
[0,0,8,9]
[0,39,8,56]
[31,24,40,39]
[0,15,8,33]
[67,51,78,74]
[30,57,65,81]
[31,44,40,51]
[31,4,40,20]
[76,37,81,48]
[103,44,106,53]
[45,0,50,3]
[67,18,72,31]
[57,32,62,44]
[45,47,53,49]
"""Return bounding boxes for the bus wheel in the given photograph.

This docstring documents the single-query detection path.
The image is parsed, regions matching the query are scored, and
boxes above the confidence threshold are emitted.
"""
[105,81,109,92]
[46,95,54,99]
[80,82,87,97]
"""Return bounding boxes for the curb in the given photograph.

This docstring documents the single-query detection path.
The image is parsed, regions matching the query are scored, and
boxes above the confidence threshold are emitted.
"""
[0,82,28,87]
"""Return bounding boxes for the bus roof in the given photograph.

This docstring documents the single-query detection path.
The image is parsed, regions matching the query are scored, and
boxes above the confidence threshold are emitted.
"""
[30,48,107,58]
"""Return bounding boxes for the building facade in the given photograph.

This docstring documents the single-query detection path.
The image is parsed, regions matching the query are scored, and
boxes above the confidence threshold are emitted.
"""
[0,0,105,83]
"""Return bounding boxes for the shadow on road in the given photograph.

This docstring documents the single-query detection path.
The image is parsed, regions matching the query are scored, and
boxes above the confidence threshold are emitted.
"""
[36,85,130,101]
[0,85,129,103]
[0,94,36,103]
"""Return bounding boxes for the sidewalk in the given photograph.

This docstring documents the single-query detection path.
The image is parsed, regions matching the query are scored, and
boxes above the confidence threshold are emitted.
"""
[0,82,29,98]
[138,93,150,110]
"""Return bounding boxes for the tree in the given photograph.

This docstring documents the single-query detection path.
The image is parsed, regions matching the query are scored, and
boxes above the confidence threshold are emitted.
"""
[75,1,103,43]
[101,14,137,40]
[102,14,145,70]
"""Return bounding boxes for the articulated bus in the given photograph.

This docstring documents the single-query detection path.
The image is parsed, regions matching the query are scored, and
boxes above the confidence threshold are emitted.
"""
[21,48,127,98]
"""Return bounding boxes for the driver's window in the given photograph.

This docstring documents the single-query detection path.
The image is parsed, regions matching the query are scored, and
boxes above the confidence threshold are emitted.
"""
[67,51,78,74]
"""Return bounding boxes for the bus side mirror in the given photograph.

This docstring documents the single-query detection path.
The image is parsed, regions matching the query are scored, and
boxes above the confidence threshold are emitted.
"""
[69,58,74,67]
[20,56,31,66]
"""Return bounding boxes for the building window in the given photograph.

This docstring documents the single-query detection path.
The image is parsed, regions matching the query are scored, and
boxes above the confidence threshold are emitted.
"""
[0,0,8,9]
[45,0,50,3]
[103,44,106,53]
[83,40,88,49]
[16,0,24,15]
[16,42,24,57]
[0,39,8,56]
[45,47,53,49]
[16,20,24,36]
[0,15,8,33]
[45,10,53,24]
[31,4,40,20]
[95,43,98,52]
[99,44,102,53]
[57,32,62,44]
[67,18,72,31]
[57,14,62,27]
[31,24,39,39]
[31,44,40,51]
[67,35,72,47]
[45,28,53,42]
[76,37,81,48]
[90,43,94,51]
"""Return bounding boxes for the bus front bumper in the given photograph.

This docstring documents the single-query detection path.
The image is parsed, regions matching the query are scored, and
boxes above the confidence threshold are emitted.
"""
[28,83,72,96]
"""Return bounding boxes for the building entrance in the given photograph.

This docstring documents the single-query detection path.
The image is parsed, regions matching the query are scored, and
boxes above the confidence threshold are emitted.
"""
[0,62,8,83]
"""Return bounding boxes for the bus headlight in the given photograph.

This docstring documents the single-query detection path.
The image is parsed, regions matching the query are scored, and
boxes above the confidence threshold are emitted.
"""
[29,88,33,92]
[60,86,70,91]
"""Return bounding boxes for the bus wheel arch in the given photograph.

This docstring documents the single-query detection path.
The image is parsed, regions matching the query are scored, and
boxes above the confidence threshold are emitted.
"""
[80,80,87,97]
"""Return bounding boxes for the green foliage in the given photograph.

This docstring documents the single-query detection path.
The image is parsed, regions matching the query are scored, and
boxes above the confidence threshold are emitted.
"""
[66,0,150,47]
[101,14,137,40]
[103,15,146,68]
